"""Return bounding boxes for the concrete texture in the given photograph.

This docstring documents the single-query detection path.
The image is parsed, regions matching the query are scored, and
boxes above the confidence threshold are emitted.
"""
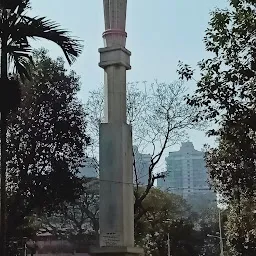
[95,1,143,255]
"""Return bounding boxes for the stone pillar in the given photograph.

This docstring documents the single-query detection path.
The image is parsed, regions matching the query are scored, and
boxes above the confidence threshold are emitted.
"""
[91,1,143,256]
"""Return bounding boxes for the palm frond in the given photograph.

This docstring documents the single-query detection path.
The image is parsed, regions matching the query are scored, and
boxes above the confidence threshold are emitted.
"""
[2,0,83,80]
[1,0,30,13]
[11,16,83,65]
[11,54,32,81]
[7,42,33,81]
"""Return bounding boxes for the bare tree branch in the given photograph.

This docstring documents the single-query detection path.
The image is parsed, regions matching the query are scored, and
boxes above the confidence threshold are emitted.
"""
[39,178,99,241]
[85,80,202,223]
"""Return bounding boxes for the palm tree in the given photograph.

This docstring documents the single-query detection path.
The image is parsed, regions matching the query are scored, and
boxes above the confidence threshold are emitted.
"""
[0,1,83,255]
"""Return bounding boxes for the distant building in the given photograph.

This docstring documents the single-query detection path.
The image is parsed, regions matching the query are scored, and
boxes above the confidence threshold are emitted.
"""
[133,146,151,186]
[78,157,98,178]
[27,229,93,255]
[158,142,215,209]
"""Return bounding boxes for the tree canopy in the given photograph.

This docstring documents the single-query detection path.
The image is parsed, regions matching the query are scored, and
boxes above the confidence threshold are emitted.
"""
[178,0,256,198]
[40,177,99,250]
[178,0,256,254]
[86,81,202,222]
[5,49,90,242]
[135,188,220,256]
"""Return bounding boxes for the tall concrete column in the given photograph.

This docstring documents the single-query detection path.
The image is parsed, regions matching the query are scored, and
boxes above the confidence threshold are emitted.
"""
[91,1,143,256]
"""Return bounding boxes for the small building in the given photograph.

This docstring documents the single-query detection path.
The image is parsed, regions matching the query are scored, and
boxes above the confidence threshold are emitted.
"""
[26,229,94,256]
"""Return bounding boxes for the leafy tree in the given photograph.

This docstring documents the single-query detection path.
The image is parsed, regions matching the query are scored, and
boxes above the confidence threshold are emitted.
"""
[195,206,224,256]
[135,188,205,256]
[5,49,90,245]
[42,187,200,255]
[177,1,256,254]
[178,0,256,199]
[40,177,99,249]
[40,186,221,255]
[1,1,82,254]
[1,0,82,80]
[179,0,256,196]
[86,81,202,222]
[224,197,256,256]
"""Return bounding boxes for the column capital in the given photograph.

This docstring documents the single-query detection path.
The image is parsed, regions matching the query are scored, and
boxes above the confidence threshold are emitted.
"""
[103,0,127,47]
[99,47,131,70]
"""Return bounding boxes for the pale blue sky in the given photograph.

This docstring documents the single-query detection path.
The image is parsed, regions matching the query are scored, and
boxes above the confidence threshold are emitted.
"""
[29,0,227,152]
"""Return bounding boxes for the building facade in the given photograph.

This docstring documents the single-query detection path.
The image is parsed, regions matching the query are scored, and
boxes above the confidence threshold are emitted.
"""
[133,146,151,186]
[158,142,215,207]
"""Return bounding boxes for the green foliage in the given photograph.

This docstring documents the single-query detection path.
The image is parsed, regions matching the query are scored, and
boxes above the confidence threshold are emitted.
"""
[224,198,256,255]
[178,0,256,199]
[5,49,90,243]
[1,0,82,80]
[40,177,99,248]
[177,0,256,254]
[179,0,256,123]
[135,188,219,256]
[37,186,220,255]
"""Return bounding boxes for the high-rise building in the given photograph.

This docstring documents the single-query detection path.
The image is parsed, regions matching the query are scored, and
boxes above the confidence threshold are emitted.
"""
[78,157,98,178]
[133,146,151,186]
[158,142,215,207]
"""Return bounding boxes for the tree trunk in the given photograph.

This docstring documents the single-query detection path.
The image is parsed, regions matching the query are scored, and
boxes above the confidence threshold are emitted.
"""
[0,7,8,256]
[0,112,7,256]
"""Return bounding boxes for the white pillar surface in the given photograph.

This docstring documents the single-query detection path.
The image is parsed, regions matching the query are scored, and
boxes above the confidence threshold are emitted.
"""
[98,0,136,249]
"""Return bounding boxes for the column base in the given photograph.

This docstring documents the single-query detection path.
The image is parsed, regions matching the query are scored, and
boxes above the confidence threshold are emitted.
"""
[90,247,144,256]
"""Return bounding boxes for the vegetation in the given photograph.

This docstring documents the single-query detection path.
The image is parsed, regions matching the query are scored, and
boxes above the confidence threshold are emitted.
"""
[40,185,220,256]
[5,50,90,245]
[40,177,99,249]
[3,1,255,255]
[1,0,82,80]
[86,81,202,222]
[1,1,83,255]
[178,0,256,254]
[135,188,220,256]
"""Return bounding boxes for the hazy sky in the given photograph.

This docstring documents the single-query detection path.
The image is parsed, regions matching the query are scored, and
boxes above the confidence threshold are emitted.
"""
[29,0,228,152]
